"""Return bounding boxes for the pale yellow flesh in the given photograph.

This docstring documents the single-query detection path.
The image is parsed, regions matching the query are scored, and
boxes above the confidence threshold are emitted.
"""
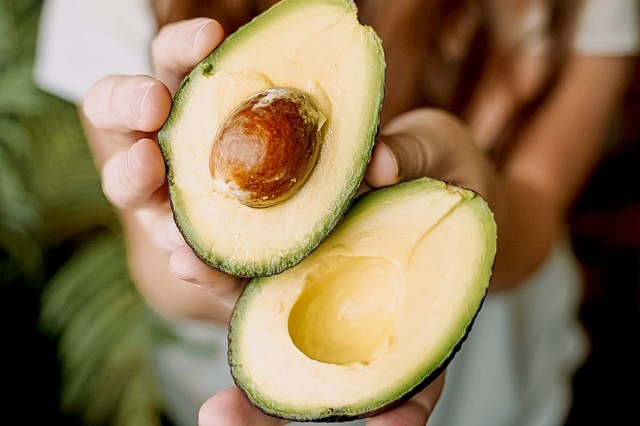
[169,3,379,262]
[235,188,489,409]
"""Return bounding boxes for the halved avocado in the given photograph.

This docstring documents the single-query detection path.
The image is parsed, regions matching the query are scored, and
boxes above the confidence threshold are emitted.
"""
[229,177,497,421]
[158,0,385,277]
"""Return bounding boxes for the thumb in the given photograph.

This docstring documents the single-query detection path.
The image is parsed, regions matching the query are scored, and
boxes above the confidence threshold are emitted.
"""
[365,108,496,202]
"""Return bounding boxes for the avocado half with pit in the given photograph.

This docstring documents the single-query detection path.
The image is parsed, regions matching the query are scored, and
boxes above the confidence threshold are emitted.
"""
[229,177,497,421]
[158,0,385,277]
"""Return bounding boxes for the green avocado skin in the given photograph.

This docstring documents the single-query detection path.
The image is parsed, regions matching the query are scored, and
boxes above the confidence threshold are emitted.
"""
[228,177,498,422]
[157,0,386,277]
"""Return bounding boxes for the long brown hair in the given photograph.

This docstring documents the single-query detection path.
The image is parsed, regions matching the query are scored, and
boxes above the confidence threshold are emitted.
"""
[151,0,581,162]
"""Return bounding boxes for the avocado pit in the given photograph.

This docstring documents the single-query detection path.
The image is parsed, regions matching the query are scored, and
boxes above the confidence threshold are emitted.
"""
[210,87,322,208]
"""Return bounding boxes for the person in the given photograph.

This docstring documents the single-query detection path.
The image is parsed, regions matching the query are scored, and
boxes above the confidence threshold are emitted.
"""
[33,0,639,425]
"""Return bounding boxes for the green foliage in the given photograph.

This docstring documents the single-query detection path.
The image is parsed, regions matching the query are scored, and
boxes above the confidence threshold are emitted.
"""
[0,0,49,282]
[40,235,165,426]
[0,1,170,424]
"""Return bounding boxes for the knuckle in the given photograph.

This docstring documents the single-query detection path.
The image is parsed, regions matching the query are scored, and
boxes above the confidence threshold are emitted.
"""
[81,76,114,125]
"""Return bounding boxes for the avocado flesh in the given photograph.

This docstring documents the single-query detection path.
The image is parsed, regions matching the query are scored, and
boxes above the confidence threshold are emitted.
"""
[229,177,497,421]
[158,0,385,277]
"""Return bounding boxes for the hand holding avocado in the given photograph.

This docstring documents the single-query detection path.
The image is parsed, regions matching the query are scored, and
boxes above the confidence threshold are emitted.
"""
[40,0,632,424]
[365,109,499,201]
[81,9,453,426]
[82,18,246,321]
[154,0,496,423]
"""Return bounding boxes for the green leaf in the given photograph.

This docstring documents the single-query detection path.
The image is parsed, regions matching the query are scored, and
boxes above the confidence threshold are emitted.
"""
[41,234,166,426]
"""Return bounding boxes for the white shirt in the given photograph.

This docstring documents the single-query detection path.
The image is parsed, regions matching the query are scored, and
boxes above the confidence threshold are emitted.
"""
[575,0,640,55]
[34,0,155,103]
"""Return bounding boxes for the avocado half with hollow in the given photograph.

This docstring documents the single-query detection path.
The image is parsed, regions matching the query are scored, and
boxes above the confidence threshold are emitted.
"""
[229,177,497,421]
[158,0,385,277]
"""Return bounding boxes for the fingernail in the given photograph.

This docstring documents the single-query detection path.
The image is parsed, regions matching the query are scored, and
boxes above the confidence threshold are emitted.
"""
[376,138,400,180]
[125,144,135,184]
[133,82,155,120]
[192,18,213,49]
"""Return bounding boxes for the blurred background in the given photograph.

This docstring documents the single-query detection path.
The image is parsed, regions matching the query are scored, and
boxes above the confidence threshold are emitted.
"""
[1,1,638,425]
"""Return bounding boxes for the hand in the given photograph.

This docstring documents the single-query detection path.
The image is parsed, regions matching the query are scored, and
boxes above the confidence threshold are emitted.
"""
[81,18,246,323]
[199,374,444,425]
[83,18,447,426]
[364,108,528,291]
[364,108,502,207]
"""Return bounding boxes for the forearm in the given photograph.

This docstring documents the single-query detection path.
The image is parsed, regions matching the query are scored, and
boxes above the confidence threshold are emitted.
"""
[487,173,561,291]
[492,55,637,290]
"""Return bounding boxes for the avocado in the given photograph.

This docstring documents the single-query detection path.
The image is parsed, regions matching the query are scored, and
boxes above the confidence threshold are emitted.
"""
[229,177,497,422]
[158,0,385,277]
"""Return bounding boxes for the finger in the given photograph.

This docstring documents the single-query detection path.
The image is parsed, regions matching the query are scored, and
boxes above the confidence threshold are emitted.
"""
[366,109,491,193]
[134,206,185,252]
[366,108,498,203]
[169,245,247,303]
[152,17,225,94]
[199,387,288,426]
[101,138,167,209]
[83,75,172,136]
[367,109,468,187]
[367,400,430,426]
[366,373,444,426]
[365,138,401,188]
